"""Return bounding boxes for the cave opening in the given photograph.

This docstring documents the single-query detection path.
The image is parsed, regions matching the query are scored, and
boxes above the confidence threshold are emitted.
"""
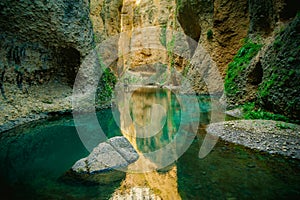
[58,47,80,85]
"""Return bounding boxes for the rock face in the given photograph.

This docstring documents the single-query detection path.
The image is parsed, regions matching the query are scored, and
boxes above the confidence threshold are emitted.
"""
[258,14,300,120]
[0,0,299,124]
[90,0,123,43]
[225,12,300,121]
[0,0,94,86]
[0,0,95,127]
[72,136,139,173]
[177,0,249,77]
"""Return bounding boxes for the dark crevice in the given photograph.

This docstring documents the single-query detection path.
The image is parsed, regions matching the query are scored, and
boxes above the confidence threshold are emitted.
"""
[248,61,263,85]
[58,47,80,85]
[0,70,6,99]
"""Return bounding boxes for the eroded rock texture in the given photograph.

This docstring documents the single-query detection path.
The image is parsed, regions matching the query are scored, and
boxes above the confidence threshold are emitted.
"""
[64,136,138,185]
[177,0,249,77]
[0,0,93,86]
[258,14,300,120]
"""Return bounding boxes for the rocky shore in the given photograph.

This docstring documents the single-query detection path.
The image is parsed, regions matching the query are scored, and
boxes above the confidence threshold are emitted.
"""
[0,81,113,133]
[1,83,300,161]
[0,82,73,132]
[207,120,300,159]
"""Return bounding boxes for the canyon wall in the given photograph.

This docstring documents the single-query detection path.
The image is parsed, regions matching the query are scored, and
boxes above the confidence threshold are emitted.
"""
[0,0,299,120]
[0,0,93,86]
[175,0,299,120]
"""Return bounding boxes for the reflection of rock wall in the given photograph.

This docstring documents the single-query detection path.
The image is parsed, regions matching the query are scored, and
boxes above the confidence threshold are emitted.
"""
[111,165,181,200]
[130,88,178,151]
[117,88,179,155]
[115,87,181,199]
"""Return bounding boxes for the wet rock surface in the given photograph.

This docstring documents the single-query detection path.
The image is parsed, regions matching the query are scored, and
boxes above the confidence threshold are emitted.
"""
[65,136,139,185]
[207,120,300,159]
[72,136,139,173]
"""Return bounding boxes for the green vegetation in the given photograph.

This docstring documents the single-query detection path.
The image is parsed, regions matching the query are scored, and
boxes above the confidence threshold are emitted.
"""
[167,34,176,68]
[160,24,176,69]
[225,38,263,96]
[95,55,116,104]
[273,38,283,50]
[93,34,102,44]
[276,122,296,130]
[258,68,296,98]
[207,29,213,40]
[242,102,292,122]
[258,72,278,98]
[182,63,190,77]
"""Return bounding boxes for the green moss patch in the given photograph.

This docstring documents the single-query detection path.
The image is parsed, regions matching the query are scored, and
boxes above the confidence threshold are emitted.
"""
[225,39,262,96]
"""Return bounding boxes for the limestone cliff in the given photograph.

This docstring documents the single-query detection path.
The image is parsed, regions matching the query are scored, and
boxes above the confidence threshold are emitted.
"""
[0,0,93,86]
[221,1,300,121]
[177,0,249,77]
[90,0,123,43]
[0,0,299,124]
[257,14,300,120]
[175,0,299,120]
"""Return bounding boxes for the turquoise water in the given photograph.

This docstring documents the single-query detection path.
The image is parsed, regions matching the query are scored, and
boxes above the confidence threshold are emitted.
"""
[0,93,299,199]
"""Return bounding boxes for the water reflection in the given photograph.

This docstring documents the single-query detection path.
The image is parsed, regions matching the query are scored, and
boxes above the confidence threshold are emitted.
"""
[0,94,299,199]
[114,87,183,199]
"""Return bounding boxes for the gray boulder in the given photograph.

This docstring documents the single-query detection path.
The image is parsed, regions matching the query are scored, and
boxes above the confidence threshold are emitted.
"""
[63,136,139,185]
[72,136,139,173]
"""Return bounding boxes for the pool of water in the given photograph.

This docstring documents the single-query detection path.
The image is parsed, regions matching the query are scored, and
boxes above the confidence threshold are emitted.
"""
[0,91,299,199]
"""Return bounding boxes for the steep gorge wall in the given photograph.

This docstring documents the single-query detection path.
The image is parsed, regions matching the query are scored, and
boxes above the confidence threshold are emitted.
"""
[258,14,300,119]
[176,0,300,120]
[89,0,187,85]
[90,0,123,43]
[0,0,94,86]
[1,0,298,121]
[177,0,249,77]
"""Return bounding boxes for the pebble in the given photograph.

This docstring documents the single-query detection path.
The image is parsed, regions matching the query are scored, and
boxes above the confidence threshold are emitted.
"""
[247,163,256,168]
[207,120,300,159]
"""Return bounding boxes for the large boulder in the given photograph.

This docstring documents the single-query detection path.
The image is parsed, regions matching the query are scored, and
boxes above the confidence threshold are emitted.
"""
[63,136,139,185]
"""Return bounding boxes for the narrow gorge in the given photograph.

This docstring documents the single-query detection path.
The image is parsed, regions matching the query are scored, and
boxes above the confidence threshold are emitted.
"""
[0,0,299,199]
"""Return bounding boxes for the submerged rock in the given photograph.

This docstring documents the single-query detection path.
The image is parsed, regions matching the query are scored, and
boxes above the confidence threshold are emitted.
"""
[63,136,139,185]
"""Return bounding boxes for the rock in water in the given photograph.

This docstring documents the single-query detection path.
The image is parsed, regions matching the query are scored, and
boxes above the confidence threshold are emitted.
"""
[63,136,139,185]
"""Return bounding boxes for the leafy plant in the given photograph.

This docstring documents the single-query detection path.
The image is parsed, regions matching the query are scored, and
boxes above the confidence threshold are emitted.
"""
[273,38,283,50]
[276,122,296,130]
[182,63,190,77]
[225,38,262,96]
[95,55,117,104]
[242,102,291,122]
[258,72,278,98]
